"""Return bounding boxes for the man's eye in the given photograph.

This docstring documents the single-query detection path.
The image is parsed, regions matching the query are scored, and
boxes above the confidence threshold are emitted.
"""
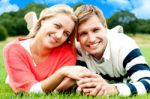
[93,28,100,33]
[80,32,87,37]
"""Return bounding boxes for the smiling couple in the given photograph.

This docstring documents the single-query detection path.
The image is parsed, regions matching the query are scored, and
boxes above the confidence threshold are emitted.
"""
[3,4,150,97]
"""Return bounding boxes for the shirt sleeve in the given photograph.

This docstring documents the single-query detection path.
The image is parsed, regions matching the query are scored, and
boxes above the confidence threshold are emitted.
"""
[75,42,87,67]
[29,82,45,94]
[115,35,150,96]
[3,43,38,92]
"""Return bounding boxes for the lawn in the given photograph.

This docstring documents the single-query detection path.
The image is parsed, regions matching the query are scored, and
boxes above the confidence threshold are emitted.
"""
[0,34,150,99]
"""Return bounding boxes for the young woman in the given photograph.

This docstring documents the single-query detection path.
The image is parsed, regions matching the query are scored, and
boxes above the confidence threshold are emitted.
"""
[3,4,89,94]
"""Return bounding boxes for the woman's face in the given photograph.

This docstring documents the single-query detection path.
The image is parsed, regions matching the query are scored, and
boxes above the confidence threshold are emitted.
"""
[35,13,75,49]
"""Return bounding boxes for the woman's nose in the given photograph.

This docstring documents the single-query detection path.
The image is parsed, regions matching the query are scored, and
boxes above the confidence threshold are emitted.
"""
[55,30,63,40]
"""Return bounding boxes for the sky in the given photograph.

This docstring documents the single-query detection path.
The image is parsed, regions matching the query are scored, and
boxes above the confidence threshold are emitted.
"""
[0,0,150,19]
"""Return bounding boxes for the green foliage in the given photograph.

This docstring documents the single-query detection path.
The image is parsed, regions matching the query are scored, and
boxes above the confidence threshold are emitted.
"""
[0,3,47,37]
[136,19,150,33]
[107,10,150,34]
[107,10,138,34]
[72,3,84,10]
[0,25,8,41]
[0,13,18,36]
[24,3,47,17]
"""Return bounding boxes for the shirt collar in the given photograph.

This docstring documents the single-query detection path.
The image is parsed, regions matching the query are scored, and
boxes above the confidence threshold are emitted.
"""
[102,39,110,62]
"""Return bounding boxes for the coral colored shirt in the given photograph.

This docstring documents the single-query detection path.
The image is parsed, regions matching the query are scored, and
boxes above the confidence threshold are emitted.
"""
[3,39,76,92]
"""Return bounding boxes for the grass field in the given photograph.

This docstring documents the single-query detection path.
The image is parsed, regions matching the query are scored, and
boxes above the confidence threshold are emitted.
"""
[0,34,150,99]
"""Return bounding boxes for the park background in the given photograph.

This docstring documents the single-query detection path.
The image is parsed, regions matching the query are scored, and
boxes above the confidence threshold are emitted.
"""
[0,0,150,98]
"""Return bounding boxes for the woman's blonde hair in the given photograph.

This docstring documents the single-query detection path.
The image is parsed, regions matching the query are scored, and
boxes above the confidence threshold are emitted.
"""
[24,4,77,49]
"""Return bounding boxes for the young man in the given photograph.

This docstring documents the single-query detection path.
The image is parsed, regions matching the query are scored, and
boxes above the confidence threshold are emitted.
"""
[75,5,150,97]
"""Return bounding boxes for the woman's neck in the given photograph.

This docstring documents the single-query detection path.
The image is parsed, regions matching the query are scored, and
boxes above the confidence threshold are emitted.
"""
[30,38,52,57]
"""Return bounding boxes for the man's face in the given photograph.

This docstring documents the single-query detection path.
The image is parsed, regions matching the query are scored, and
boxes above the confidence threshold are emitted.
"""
[77,15,108,59]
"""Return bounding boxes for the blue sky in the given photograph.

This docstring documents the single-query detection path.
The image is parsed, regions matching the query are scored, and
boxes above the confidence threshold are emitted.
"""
[0,0,150,19]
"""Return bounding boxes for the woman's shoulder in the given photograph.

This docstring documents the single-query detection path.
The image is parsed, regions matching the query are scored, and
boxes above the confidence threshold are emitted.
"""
[56,43,75,54]
[3,39,23,53]
[56,42,72,50]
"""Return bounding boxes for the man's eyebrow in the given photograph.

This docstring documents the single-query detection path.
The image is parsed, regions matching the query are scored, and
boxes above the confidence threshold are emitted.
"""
[78,30,86,34]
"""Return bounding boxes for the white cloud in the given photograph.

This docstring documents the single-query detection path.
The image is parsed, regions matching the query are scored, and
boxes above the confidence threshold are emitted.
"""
[107,0,130,9]
[108,0,128,4]
[34,0,83,4]
[0,0,19,15]
[131,0,150,19]
[104,0,150,19]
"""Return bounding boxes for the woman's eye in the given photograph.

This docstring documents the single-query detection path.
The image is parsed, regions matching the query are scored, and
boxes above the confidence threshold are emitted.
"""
[54,24,61,29]
[64,31,70,37]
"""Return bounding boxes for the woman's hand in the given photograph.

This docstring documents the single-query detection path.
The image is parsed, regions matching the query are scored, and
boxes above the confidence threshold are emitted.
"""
[60,66,91,80]
[55,77,76,92]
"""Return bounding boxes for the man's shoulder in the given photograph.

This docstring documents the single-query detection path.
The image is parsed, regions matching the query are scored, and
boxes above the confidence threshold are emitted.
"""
[109,25,124,33]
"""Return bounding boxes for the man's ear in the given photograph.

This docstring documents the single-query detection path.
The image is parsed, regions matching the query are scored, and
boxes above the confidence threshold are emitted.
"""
[76,37,79,41]
[24,11,38,31]
[76,33,79,41]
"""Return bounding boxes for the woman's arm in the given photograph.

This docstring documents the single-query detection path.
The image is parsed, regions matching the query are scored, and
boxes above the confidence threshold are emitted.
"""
[55,77,76,92]
[40,68,65,93]
[40,66,90,93]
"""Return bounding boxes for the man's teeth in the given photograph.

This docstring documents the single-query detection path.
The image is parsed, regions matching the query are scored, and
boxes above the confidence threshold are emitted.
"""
[89,43,99,48]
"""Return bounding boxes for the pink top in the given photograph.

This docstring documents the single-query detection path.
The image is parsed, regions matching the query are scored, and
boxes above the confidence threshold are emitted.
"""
[3,39,76,92]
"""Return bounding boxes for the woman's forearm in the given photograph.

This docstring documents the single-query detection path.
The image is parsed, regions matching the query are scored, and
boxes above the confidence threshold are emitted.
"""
[41,68,65,93]
[40,66,90,93]
[55,77,76,92]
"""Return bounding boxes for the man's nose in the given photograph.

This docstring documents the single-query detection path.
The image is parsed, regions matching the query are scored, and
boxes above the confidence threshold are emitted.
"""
[88,32,95,43]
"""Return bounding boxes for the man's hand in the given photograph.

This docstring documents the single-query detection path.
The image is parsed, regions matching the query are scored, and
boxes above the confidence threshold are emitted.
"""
[76,73,118,96]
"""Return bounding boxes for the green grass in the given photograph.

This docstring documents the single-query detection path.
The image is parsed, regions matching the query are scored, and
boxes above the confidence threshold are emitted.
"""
[0,34,150,99]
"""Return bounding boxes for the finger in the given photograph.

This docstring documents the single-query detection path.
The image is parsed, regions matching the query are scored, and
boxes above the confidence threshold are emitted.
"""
[83,88,94,93]
[79,82,97,88]
[97,85,107,96]
[78,78,93,85]
[86,92,90,96]
[78,78,103,85]
[71,76,81,81]
[76,87,82,93]
[90,85,102,96]
[79,73,98,78]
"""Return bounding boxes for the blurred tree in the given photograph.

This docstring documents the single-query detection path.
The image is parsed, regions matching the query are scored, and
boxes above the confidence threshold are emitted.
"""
[107,10,137,35]
[0,3,47,37]
[72,3,84,10]
[137,19,150,34]
[23,3,47,17]
[0,14,17,36]
[0,25,8,41]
